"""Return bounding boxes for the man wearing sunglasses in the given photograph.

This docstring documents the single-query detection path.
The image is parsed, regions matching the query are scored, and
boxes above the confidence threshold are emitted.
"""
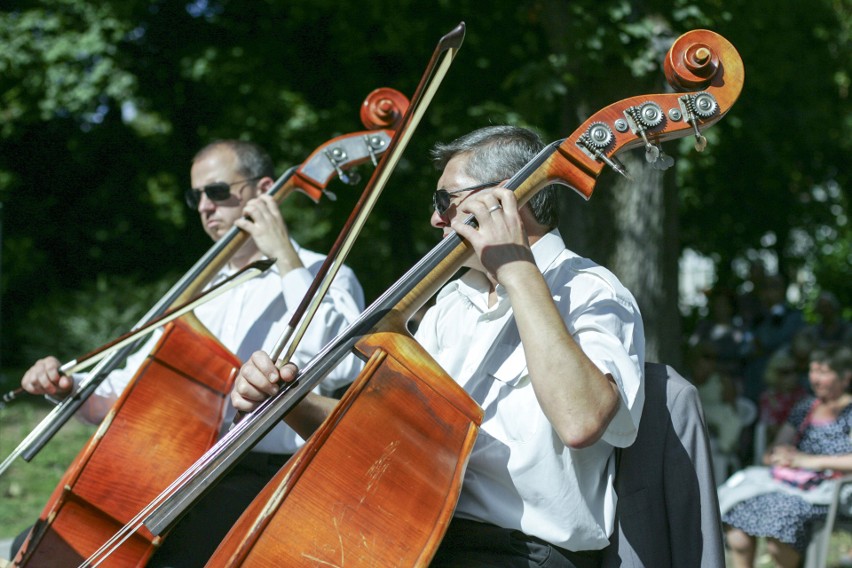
[15,139,365,567]
[232,125,645,567]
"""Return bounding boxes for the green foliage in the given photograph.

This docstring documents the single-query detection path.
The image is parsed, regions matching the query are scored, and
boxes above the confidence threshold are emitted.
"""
[0,0,138,135]
[0,397,97,539]
[0,0,847,363]
[676,0,850,294]
[16,273,174,363]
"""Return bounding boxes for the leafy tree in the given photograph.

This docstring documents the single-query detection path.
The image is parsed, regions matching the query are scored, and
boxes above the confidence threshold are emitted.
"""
[0,0,847,373]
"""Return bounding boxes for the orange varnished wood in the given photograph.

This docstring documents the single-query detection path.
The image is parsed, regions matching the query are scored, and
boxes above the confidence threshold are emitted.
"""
[13,315,240,567]
[360,87,410,132]
[206,334,482,567]
[547,29,744,202]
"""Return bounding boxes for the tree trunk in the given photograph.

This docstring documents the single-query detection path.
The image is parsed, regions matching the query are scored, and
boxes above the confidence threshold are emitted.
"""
[557,149,681,369]
[610,151,682,368]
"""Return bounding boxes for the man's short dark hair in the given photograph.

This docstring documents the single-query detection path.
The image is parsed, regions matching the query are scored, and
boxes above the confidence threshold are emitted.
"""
[194,139,275,181]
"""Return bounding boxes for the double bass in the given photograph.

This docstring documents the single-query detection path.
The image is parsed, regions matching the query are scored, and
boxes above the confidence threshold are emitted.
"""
[95,27,744,567]
[10,88,409,568]
[0,85,406,477]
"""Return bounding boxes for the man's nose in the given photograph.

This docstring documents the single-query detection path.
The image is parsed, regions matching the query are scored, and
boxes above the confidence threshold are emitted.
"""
[198,192,216,212]
[430,208,448,229]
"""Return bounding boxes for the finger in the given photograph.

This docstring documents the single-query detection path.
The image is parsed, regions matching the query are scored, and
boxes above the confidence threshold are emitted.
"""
[32,373,52,395]
[231,386,262,412]
[279,362,300,384]
[233,216,253,231]
[255,193,280,211]
[450,214,479,242]
[249,350,280,382]
[236,370,279,401]
[57,374,74,392]
[21,372,42,395]
[247,195,279,221]
[239,367,279,397]
[457,191,494,218]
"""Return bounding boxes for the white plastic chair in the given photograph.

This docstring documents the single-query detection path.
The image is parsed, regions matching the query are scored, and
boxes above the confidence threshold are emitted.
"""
[804,474,852,568]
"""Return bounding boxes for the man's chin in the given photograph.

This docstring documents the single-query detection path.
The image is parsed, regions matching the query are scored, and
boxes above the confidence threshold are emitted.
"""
[204,227,223,241]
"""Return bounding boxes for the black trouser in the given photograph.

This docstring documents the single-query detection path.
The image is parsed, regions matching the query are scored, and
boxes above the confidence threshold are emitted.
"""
[146,451,291,568]
[430,518,603,568]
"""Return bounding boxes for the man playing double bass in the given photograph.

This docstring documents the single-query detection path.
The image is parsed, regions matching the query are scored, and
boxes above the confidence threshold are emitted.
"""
[16,140,365,567]
[233,125,645,567]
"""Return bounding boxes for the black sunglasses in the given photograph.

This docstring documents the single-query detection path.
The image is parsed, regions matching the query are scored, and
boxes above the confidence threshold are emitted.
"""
[185,176,263,208]
[432,180,502,215]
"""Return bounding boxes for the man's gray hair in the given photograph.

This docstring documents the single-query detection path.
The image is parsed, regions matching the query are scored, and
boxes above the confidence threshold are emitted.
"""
[430,125,558,228]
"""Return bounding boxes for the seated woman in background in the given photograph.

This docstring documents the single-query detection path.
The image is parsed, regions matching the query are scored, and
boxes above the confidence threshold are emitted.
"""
[720,343,852,568]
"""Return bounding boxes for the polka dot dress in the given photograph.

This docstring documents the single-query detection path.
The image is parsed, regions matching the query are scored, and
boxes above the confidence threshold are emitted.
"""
[723,397,852,552]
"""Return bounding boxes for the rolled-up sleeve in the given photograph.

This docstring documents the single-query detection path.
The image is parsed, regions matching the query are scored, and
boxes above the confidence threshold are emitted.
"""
[558,272,645,448]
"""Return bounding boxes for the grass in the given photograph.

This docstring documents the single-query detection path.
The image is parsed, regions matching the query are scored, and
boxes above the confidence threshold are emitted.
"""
[0,392,97,539]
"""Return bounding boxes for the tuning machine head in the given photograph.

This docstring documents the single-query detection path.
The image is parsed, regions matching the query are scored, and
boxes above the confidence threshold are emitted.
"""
[577,122,630,179]
[679,91,719,151]
[622,101,674,170]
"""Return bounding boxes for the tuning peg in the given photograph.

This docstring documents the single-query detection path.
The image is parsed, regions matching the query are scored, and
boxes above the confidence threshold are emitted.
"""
[644,142,675,171]
[693,130,708,152]
[644,143,661,163]
[576,126,631,180]
[679,92,718,153]
[363,133,387,167]
[323,147,362,186]
[653,152,675,170]
[601,153,632,180]
[337,168,361,186]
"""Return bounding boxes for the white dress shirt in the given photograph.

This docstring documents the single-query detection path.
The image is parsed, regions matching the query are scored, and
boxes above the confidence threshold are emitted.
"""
[77,240,364,455]
[414,230,645,551]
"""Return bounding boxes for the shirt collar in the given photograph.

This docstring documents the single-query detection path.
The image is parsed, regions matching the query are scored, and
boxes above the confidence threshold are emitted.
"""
[530,229,572,274]
[214,239,296,283]
[437,229,570,309]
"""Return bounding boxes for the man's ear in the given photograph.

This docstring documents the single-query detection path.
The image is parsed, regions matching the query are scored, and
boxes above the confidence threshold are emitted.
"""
[259,176,276,194]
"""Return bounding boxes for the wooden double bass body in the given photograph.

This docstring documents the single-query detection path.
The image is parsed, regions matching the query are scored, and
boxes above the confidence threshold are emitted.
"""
[201,28,745,567]
[206,332,483,567]
[15,316,238,567]
[11,90,409,568]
